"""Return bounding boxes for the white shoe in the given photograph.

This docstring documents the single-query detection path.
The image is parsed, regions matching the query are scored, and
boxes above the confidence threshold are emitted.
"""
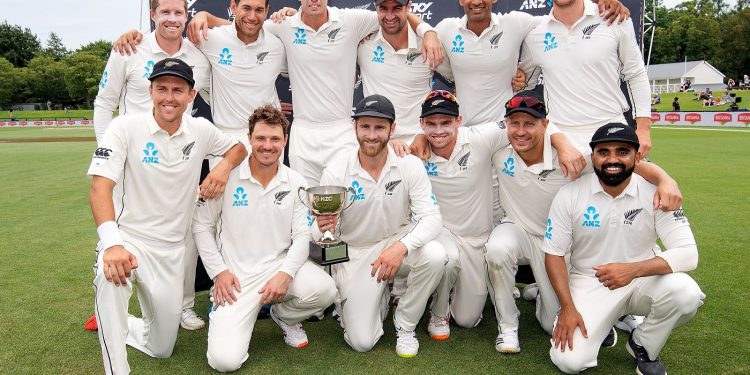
[180,308,205,330]
[427,313,450,341]
[522,283,539,301]
[394,314,419,358]
[512,286,521,299]
[270,308,308,348]
[614,315,645,333]
[495,330,521,353]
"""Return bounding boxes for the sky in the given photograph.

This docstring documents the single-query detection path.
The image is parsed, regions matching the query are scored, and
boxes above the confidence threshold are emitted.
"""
[1,0,738,50]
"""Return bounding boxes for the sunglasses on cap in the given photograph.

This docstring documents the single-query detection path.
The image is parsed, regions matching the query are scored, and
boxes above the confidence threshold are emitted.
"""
[505,95,546,113]
[425,90,457,102]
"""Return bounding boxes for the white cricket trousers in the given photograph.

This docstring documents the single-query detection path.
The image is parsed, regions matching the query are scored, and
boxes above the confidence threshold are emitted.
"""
[551,273,705,374]
[93,234,185,375]
[206,260,337,372]
[333,232,447,352]
[431,228,489,328]
[288,118,357,185]
[485,220,559,335]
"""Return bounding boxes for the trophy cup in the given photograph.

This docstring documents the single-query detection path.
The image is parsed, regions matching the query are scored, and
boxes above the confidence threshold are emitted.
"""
[298,185,354,266]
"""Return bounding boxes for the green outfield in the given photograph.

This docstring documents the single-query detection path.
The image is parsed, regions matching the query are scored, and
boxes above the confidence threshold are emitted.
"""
[652,91,750,112]
[0,126,748,374]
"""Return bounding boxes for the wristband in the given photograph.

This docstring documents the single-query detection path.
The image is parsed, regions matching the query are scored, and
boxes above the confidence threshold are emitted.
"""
[97,221,124,250]
[415,23,435,38]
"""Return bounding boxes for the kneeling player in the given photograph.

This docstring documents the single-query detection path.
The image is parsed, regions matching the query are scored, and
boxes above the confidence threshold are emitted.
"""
[193,105,337,372]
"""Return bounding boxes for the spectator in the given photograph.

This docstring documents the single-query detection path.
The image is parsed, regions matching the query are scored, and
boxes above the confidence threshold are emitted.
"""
[728,79,735,90]
[673,97,681,111]
[722,92,731,104]
[744,74,749,86]
[685,79,692,90]
[46,100,52,110]
[652,95,661,104]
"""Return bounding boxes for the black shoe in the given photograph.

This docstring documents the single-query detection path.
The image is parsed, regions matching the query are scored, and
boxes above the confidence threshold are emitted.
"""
[601,327,618,348]
[626,334,667,375]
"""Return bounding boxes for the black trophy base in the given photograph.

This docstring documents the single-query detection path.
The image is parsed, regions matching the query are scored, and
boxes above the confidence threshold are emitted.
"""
[309,241,350,266]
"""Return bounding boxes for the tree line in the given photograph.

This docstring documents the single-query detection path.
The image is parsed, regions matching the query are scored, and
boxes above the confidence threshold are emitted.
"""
[1,0,749,110]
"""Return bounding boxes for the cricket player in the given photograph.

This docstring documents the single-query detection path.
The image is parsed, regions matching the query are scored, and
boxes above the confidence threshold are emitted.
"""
[189,0,444,184]
[192,105,337,372]
[88,58,247,375]
[519,0,652,157]
[485,92,684,354]
[94,0,210,143]
[544,123,704,374]
[92,0,212,331]
[113,0,287,145]
[407,90,583,342]
[315,94,445,357]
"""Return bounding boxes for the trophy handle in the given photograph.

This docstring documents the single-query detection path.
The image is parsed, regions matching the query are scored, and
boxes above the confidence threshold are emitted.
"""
[297,187,310,210]
[342,186,356,211]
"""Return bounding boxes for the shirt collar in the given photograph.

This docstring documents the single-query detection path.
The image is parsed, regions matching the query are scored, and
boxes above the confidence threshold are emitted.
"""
[349,145,398,181]
[459,12,500,36]
[229,22,267,46]
[590,171,639,199]
[372,25,419,54]
[239,159,288,190]
[146,31,187,57]
[290,6,341,31]
[548,1,598,26]
[525,132,555,174]
[147,113,191,136]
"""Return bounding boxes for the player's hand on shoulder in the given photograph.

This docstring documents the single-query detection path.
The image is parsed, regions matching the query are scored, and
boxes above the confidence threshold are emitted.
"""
[512,68,526,92]
[270,7,297,23]
[593,0,630,25]
[593,263,637,290]
[214,270,241,306]
[552,307,588,352]
[653,176,682,211]
[258,272,293,305]
[421,31,445,70]
[409,134,431,161]
[370,242,408,283]
[557,144,586,180]
[200,162,232,200]
[390,139,411,158]
[112,29,143,56]
[188,11,211,46]
[102,245,138,287]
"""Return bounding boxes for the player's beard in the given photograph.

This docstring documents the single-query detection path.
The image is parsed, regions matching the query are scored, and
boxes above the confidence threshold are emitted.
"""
[358,136,389,158]
[594,162,635,187]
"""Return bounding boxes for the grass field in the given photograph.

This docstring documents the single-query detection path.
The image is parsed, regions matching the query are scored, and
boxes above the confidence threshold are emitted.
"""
[1,126,749,374]
[0,109,95,121]
[652,91,750,112]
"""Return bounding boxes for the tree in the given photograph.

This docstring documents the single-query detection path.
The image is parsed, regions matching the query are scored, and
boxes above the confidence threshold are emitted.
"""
[25,56,69,103]
[41,32,69,60]
[0,57,20,109]
[76,40,112,61]
[714,9,750,79]
[64,52,106,106]
[0,21,41,67]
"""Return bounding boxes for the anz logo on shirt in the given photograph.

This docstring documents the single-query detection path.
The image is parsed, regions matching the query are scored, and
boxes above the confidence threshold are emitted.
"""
[143,60,155,78]
[350,180,365,201]
[451,35,465,54]
[99,71,109,89]
[582,206,601,227]
[293,28,307,45]
[430,194,438,206]
[372,45,385,63]
[424,162,438,176]
[543,33,558,52]
[232,186,249,207]
[502,156,515,177]
[306,209,314,227]
[142,142,159,164]
[544,218,553,239]
[218,48,233,65]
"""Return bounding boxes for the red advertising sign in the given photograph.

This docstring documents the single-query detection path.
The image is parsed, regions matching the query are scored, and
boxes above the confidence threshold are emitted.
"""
[651,113,661,121]
[738,113,750,125]
[714,113,732,124]
[685,113,701,124]
[45,121,54,125]
[34,121,42,125]
[66,120,75,125]
[56,121,66,126]
[19,121,28,126]
[81,120,90,125]
[665,113,680,123]
[9,121,18,126]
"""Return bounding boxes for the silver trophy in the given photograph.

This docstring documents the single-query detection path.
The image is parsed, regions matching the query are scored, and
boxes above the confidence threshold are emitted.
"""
[298,185,354,266]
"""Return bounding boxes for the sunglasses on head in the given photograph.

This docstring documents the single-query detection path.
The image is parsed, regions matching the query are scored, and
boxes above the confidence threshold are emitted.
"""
[505,96,546,113]
[425,90,457,103]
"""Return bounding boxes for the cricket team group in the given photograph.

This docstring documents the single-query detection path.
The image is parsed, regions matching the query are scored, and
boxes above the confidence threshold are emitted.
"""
[86,0,706,374]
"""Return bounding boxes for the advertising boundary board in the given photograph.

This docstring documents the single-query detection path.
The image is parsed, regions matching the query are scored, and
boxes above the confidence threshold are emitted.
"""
[651,112,750,127]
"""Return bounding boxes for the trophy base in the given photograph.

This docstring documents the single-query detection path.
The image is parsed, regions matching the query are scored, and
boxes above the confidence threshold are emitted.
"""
[309,241,350,266]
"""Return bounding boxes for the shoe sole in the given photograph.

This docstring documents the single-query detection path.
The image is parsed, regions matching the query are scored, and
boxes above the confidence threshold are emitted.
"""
[180,322,205,330]
[292,342,309,349]
[496,347,521,354]
[602,329,618,348]
[430,334,449,341]
[398,352,417,358]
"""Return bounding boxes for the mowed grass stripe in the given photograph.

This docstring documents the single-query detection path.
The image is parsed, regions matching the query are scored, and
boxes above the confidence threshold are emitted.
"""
[0,128,748,374]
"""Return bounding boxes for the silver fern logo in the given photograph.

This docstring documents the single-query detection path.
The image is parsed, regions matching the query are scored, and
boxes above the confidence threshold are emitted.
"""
[327,28,341,42]
[623,208,643,225]
[385,180,402,195]
[406,51,422,65]
[490,32,503,49]
[274,190,291,205]
[457,152,470,170]
[182,141,195,160]
[256,51,269,64]
[538,168,555,181]
[582,23,600,39]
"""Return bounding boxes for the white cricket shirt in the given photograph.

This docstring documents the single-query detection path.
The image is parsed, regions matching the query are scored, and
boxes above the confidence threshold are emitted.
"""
[435,12,539,126]
[200,24,286,132]
[93,32,210,142]
[519,1,650,139]
[427,122,510,238]
[264,7,379,123]
[87,113,238,245]
[319,146,442,251]
[357,26,432,141]
[493,133,593,237]
[544,173,698,276]
[192,162,311,281]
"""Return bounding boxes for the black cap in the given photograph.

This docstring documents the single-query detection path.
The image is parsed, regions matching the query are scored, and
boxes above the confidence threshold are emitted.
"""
[420,90,460,118]
[505,90,547,119]
[148,58,195,87]
[353,94,396,121]
[589,123,640,151]
[375,0,409,4]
